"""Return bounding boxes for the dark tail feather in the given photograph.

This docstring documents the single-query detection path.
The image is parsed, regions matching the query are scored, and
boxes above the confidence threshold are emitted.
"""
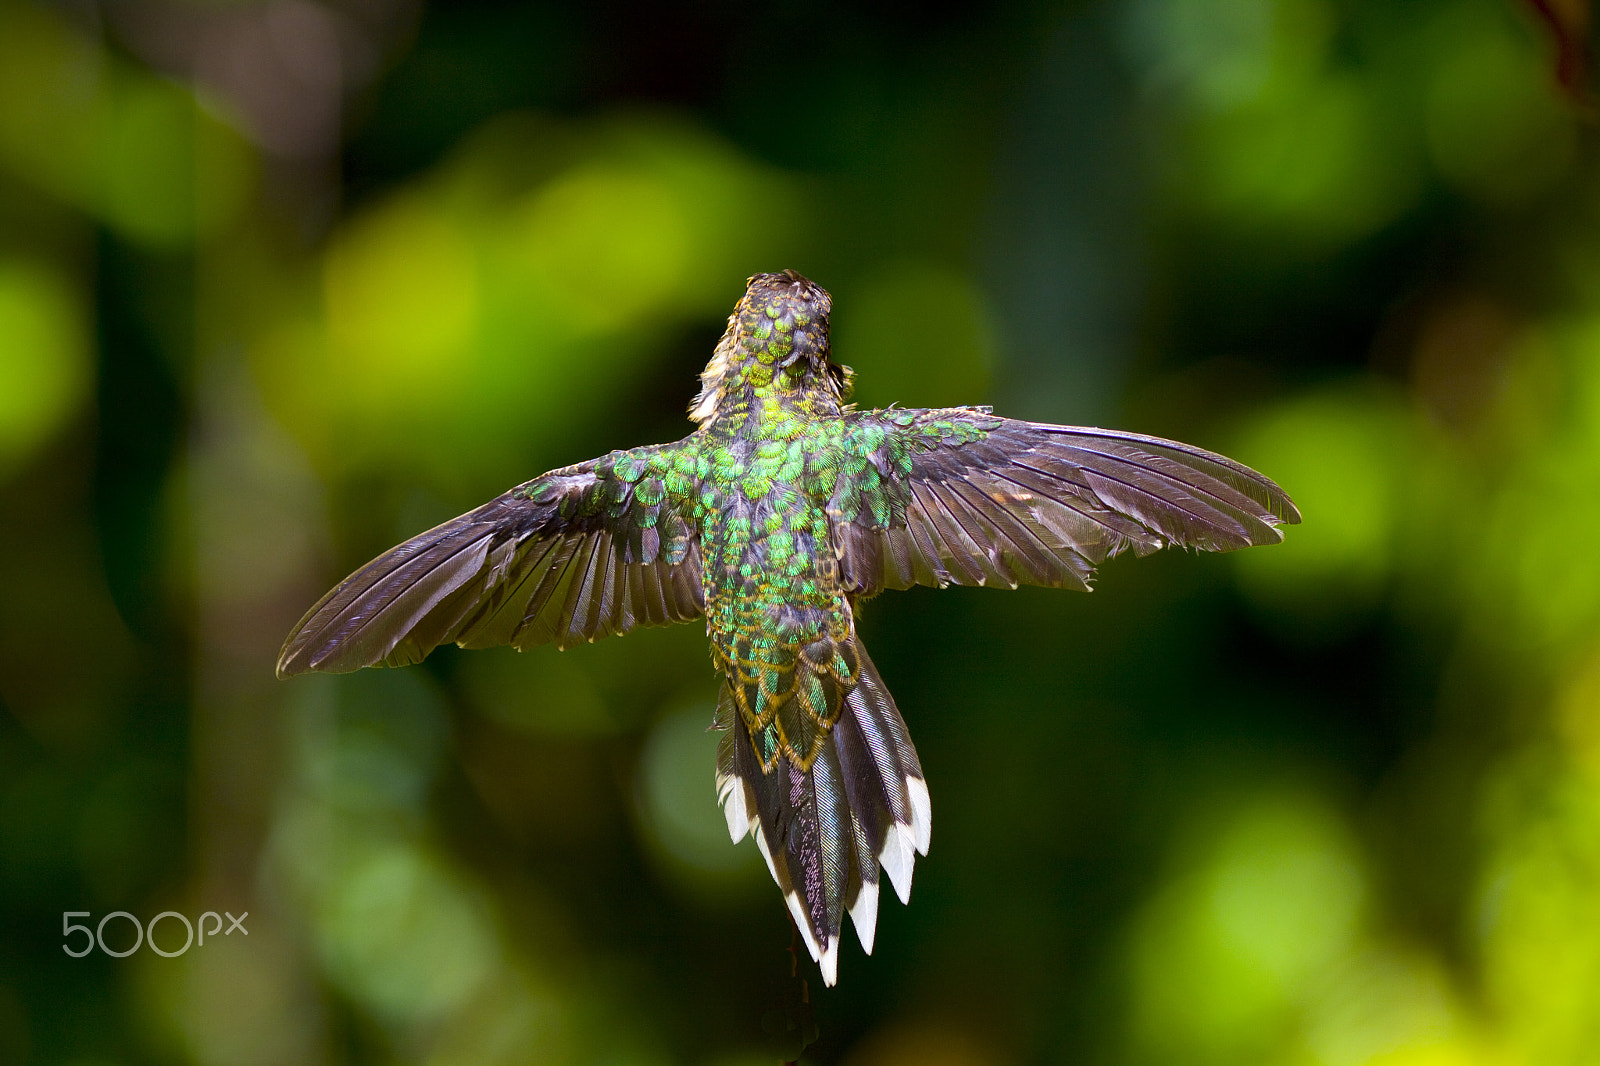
[715,640,930,986]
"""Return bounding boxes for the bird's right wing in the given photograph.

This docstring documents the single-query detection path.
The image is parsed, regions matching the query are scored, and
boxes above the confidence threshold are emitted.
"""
[277,444,704,676]
[831,408,1300,595]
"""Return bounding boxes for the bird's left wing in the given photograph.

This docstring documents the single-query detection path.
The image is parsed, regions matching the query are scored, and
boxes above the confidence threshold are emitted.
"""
[277,444,703,676]
[830,408,1300,596]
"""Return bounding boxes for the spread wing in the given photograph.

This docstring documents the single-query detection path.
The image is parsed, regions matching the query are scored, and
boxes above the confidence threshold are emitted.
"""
[277,444,704,676]
[830,408,1301,595]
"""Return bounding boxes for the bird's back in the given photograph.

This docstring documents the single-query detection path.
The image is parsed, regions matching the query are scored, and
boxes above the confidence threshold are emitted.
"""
[697,416,863,772]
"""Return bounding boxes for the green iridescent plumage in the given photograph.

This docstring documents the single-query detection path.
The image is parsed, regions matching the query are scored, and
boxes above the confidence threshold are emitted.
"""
[278,270,1301,986]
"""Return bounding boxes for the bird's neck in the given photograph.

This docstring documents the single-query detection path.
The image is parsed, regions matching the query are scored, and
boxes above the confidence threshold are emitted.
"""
[691,291,843,433]
[717,371,842,434]
[693,338,842,437]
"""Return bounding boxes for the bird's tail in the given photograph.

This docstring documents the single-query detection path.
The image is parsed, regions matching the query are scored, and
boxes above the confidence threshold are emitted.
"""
[715,639,930,986]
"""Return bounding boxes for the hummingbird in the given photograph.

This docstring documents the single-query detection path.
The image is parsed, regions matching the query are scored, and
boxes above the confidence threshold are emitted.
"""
[278,269,1299,985]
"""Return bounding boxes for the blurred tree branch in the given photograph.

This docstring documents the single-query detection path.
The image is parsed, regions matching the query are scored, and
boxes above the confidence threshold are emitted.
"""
[1519,0,1595,108]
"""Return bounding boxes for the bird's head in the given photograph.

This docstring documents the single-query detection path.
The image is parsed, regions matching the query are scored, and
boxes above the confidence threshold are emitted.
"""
[690,270,854,425]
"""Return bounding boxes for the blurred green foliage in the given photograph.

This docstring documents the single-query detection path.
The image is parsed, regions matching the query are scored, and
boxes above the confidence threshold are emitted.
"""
[3,0,1600,1063]
[0,259,90,476]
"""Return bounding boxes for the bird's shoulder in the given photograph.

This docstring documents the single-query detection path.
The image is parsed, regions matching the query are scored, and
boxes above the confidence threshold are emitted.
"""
[507,436,711,518]
[811,405,1005,472]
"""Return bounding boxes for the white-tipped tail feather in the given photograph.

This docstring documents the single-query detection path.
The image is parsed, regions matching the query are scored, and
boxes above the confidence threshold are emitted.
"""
[878,812,918,905]
[713,640,927,986]
[907,776,932,854]
[847,878,880,954]
[717,769,755,844]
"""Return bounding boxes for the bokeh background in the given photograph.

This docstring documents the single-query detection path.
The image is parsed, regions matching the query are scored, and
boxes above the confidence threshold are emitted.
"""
[4,0,1600,1062]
